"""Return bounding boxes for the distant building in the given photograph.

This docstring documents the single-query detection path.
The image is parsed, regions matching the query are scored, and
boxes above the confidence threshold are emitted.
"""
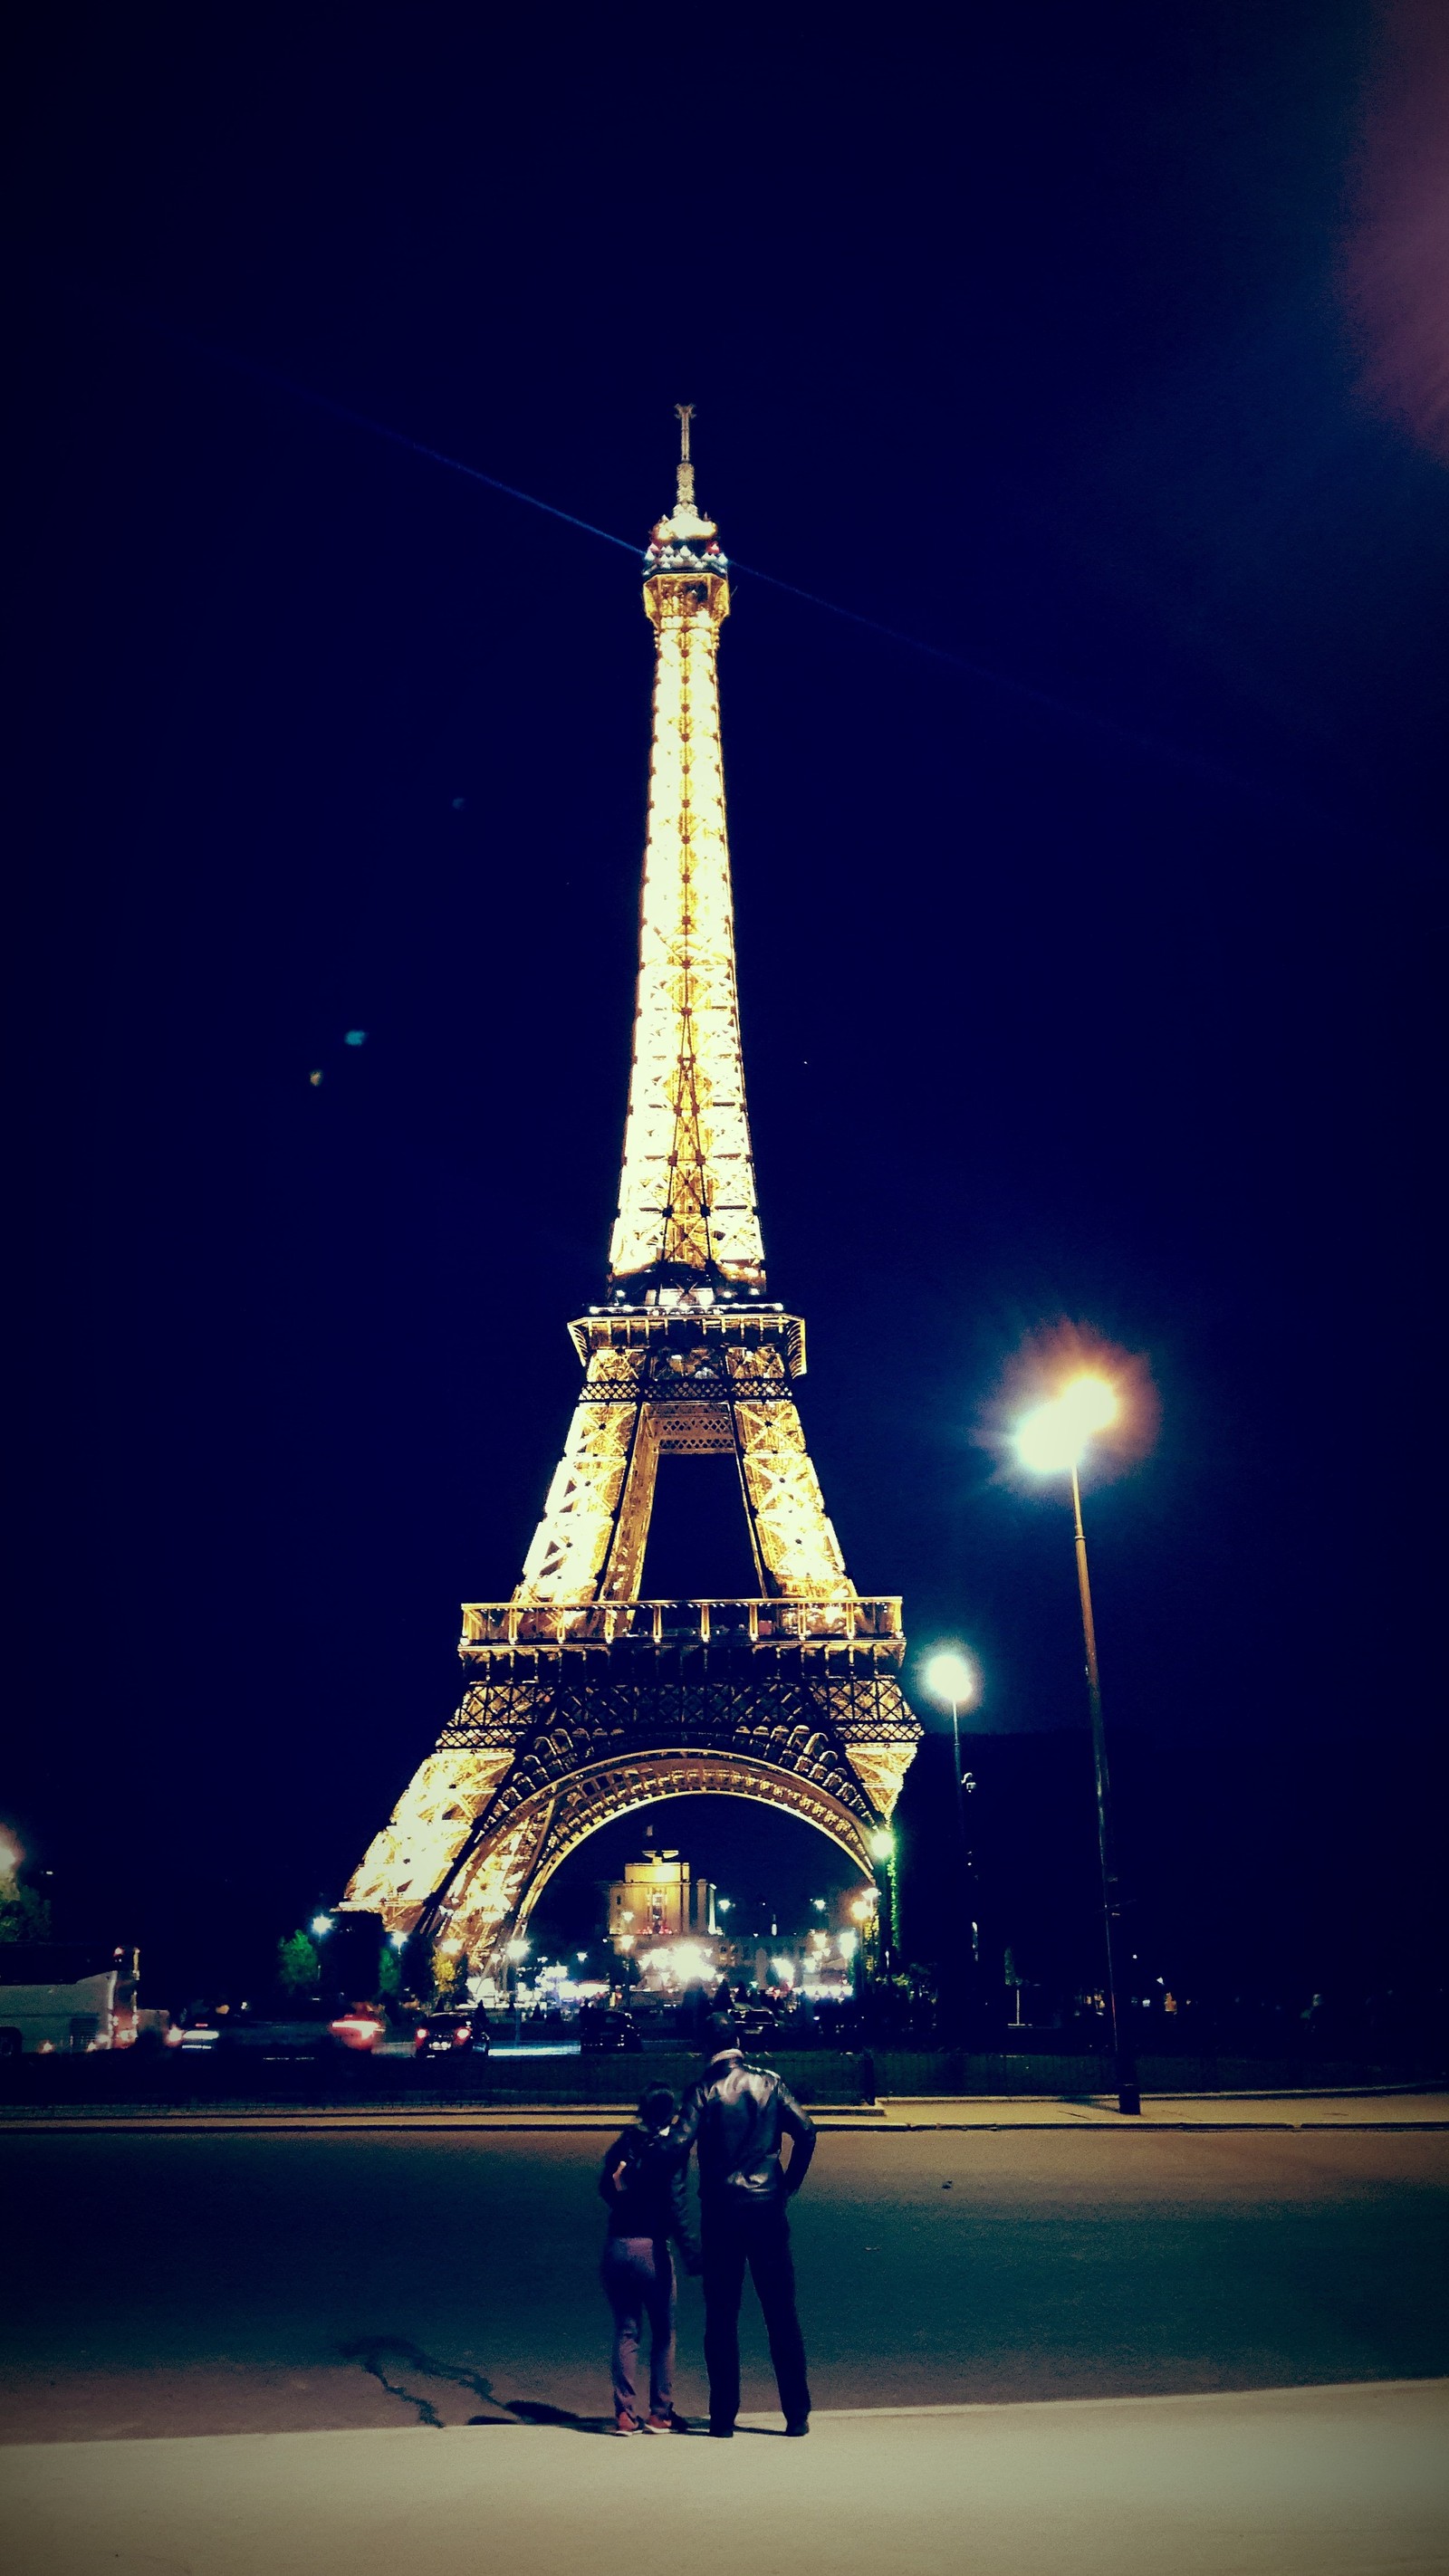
[608,1849,716,1953]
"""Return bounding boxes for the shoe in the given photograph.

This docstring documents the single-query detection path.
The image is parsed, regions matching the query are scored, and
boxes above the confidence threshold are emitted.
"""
[614,2410,642,2436]
[784,2418,810,2437]
[643,2411,689,2434]
[708,2421,734,2438]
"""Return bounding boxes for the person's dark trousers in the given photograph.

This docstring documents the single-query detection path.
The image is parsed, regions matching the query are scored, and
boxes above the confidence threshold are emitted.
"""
[701,2198,811,2429]
[601,2236,677,2420]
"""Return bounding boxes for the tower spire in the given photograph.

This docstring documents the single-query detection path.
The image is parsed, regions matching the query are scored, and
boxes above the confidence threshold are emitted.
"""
[675,401,696,511]
[608,414,762,1291]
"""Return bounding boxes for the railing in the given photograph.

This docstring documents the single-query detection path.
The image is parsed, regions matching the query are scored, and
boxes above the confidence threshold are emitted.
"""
[459,1595,903,1651]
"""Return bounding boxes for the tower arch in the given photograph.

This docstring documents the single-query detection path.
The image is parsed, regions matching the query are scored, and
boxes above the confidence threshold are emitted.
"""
[504,1757,873,1944]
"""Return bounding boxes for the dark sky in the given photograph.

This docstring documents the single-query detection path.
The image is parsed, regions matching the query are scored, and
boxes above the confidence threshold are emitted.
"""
[7,5,1445,1995]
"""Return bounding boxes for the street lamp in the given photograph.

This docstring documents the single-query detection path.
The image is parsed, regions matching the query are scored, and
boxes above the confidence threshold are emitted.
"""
[310,1914,333,1940]
[924,1647,979,1843]
[504,1935,530,2038]
[867,1826,897,1972]
[924,1647,982,2037]
[1014,1373,1140,2117]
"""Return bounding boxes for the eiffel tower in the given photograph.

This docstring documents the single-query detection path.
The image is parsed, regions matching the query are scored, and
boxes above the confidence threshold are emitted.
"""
[342,411,921,1972]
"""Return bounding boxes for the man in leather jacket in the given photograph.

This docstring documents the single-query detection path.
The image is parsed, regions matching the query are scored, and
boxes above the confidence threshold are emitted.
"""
[667,2016,816,2437]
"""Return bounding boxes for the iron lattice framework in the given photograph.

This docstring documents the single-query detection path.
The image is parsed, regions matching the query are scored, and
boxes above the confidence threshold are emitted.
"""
[343,415,921,1967]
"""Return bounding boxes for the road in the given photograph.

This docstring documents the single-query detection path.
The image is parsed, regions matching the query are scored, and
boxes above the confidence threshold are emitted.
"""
[3,2125,1446,2443]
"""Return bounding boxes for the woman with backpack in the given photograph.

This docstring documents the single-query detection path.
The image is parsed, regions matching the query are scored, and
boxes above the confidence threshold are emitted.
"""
[599,2083,700,2433]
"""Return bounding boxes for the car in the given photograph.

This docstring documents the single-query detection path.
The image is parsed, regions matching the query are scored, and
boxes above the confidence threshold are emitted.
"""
[413,2008,492,2063]
[731,2004,782,2047]
[327,2002,388,2053]
[577,2003,643,2054]
[212,2001,383,2061]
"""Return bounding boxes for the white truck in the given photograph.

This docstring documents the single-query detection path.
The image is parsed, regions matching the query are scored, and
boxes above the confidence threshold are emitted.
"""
[0,1946,145,2055]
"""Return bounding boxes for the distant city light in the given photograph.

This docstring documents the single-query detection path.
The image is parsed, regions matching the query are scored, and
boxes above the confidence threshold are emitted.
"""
[769,1958,796,1987]
[505,1938,531,1962]
[837,1930,859,1961]
[670,1941,713,1985]
[868,1827,895,1863]
[344,1030,367,1047]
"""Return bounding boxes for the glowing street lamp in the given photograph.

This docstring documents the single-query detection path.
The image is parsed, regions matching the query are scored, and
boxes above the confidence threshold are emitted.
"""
[310,1914,333,1941]
[1014,1374,1118,1474]
[1014,1372,1140,2118]
[924,1648,980,1826]
[924,1647,982,2033]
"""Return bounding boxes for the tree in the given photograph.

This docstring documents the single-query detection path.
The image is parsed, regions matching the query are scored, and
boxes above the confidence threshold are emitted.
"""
[0,1882,52,1945]
[431,1946,465,2006]
[276,1930,321,1997]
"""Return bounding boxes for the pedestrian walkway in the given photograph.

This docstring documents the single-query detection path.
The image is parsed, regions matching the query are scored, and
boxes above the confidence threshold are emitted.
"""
[3,2380,1444,2575]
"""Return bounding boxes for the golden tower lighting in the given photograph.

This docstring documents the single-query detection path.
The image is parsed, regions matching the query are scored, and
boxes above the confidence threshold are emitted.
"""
[341,415,922,1974]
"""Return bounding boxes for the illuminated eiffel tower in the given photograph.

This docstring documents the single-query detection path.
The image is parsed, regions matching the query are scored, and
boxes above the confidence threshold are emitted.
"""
[343,412,921,1970]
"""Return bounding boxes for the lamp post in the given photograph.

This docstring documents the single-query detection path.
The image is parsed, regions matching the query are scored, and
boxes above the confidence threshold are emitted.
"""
[867,1827,897,1976]
[924,1648,981,2039]
[504,1935,530,2043]
[923,1649,978,1864]
[1015,1375,1141,2118]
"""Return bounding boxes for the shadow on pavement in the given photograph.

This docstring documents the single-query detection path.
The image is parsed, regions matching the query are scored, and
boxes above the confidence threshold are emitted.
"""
[341,2340,627,2436]
[340,2335,520,2430]
[502,2399,613,2434]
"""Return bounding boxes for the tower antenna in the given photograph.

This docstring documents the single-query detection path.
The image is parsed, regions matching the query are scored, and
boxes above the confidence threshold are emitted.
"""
[674,402,696,510]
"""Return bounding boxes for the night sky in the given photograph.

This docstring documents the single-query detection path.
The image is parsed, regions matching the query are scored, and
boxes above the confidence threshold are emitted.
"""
[9,7,1446,2006]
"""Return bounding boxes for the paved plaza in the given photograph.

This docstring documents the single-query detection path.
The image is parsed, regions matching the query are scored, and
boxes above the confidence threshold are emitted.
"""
[4,2113,1444,2570]
[5,2382,1447,2576]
